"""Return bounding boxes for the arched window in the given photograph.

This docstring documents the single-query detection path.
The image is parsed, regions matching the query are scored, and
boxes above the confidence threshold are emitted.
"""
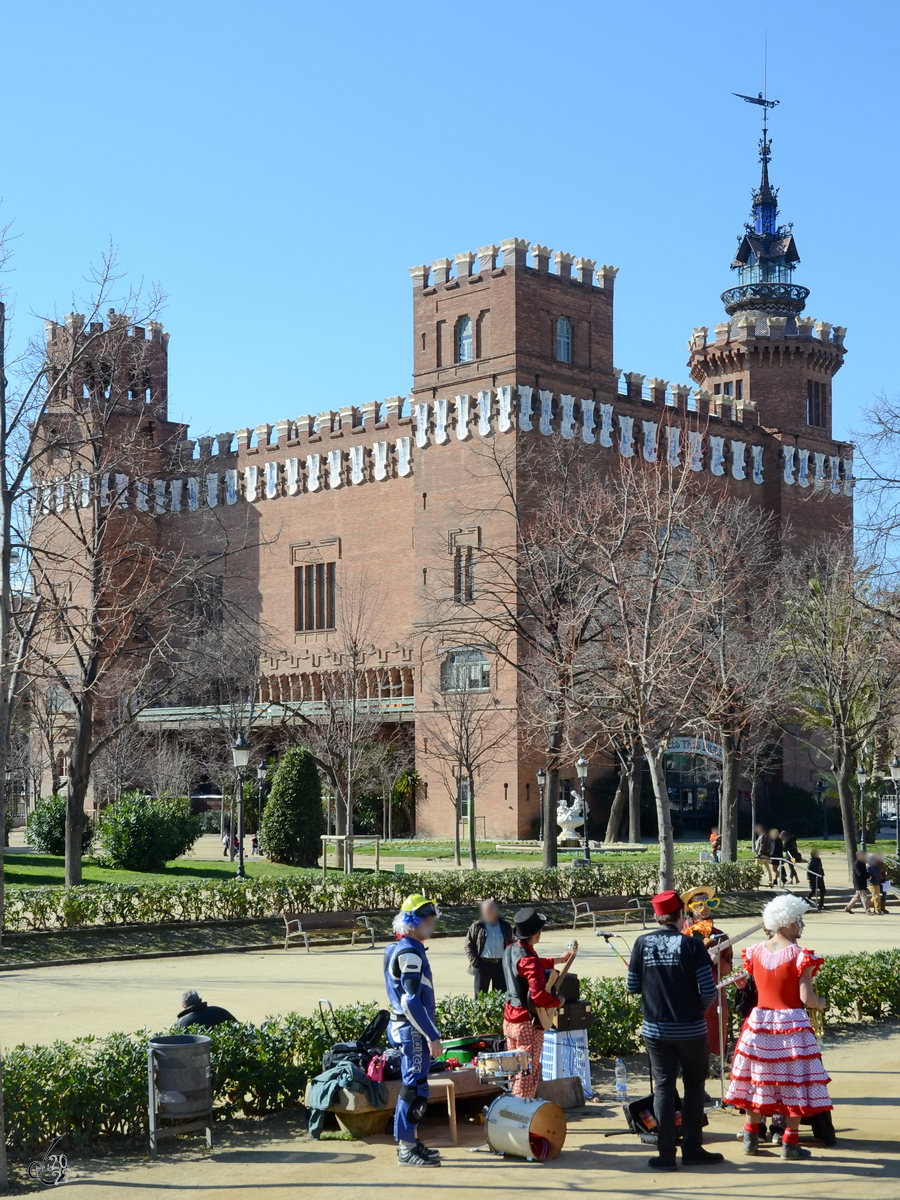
[556,316,572,363]
[456,315,474,363]
[441,649,490,692]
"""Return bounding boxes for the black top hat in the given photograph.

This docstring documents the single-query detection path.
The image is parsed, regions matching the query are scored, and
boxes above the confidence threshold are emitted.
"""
[513,906,548,940]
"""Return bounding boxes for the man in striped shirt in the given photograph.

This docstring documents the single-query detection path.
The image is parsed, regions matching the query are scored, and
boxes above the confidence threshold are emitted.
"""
[626,889,724,1172]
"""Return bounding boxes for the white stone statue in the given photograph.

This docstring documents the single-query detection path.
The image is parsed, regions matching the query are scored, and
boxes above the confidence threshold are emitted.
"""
[557,792,585,844]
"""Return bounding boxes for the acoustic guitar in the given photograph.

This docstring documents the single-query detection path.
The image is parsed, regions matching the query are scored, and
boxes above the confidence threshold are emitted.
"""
[528,941,579,1030]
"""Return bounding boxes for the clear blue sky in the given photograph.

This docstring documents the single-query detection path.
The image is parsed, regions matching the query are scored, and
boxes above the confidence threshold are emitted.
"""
[2,1,895,443]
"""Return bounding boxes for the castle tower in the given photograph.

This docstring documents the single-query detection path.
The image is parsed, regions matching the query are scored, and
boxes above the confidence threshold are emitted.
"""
[44,310,171,424]
[410,241,619,405]
[688,116,846,438]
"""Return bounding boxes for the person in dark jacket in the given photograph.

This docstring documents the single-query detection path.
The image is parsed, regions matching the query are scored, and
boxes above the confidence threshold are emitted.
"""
[754,825,775,884]
[844,850,871,913]
[770,829,786,884]
[626,890,723,1173]
[175,989,238,1029]
[867,854,887,914]
[780,830,800,883]
[464,899,513,996]
[806,850,825,910]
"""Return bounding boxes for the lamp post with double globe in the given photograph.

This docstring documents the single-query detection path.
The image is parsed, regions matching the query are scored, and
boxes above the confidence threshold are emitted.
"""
[856,764,868,855]
[889,755,900,856]
[537,767,547,849]
[576,755,590,863]
[231,735,251,879]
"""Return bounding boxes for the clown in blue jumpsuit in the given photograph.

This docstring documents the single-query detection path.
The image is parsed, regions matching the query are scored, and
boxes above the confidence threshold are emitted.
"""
[384,895,443,1166]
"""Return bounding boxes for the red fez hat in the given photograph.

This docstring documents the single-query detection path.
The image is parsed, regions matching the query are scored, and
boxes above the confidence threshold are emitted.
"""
[651,889,682,915]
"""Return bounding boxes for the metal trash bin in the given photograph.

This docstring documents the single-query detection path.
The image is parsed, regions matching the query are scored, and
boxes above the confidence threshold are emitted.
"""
[147,1034,213,1157]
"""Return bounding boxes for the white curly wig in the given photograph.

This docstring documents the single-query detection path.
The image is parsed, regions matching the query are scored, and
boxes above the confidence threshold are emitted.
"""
[762,893,811,934]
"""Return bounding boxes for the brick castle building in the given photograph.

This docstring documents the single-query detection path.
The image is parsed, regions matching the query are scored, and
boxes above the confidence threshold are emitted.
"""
[35,127,852,839]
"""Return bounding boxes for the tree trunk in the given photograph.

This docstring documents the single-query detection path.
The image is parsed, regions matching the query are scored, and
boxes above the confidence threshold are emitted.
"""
[544,766,559,869]
[65,700,94,887]
[719,732,740,863]
[453,773,462,866]
[604,770,628,843]
[627,752,642,844]
[467,772,478,869]
[334,784,346,871]
[645,745,675,890]
[834,764,858,878]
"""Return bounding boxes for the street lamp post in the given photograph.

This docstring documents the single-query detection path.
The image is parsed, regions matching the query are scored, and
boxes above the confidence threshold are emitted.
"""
[815,780,827,840]
[576,755,590,863]
[256,762,267,851]
[537,767,547,849]
[231,735,251,879]
[890,755,900,857]
[856,764,868,855]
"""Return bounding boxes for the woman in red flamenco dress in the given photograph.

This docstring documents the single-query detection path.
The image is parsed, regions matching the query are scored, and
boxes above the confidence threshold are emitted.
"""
[726,893,830,1161]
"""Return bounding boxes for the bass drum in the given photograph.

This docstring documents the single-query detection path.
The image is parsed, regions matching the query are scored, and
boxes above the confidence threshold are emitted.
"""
[484,1094,567,1161]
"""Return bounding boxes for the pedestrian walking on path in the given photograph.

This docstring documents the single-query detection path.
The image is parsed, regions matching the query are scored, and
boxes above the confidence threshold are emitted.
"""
[806,850,826,910]
[845,851,871,913]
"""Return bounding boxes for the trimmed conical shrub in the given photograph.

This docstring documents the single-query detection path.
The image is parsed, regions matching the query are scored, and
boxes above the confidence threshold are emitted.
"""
[261,748,324,866]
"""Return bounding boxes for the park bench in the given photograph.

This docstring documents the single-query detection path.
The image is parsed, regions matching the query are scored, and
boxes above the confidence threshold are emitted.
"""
[282,910,375,952]
[571,895,647,932]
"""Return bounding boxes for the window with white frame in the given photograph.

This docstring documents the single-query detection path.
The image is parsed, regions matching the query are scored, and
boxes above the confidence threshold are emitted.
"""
[441,649,490,692]
[456,315,474,363]
[556,316,572,363]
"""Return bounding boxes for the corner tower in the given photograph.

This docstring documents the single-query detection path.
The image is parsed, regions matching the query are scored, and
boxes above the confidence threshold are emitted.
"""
[688,104,846,438]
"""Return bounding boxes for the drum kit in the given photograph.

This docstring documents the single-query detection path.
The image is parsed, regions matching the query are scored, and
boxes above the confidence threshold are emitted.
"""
[474,1049,567,1162]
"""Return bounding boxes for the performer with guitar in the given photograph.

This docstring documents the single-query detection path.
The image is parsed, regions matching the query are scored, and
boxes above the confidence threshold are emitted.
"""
[501,907,578,1098]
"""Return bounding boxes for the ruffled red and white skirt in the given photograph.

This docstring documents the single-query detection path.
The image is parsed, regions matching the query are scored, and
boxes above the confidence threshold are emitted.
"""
[725,1007,832,1116]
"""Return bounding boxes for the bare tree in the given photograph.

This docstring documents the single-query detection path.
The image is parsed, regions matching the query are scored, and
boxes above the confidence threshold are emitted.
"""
[780,550,900,874]
[297,574,387,872]
[420,652,515,867]
[25,305,264,885]
[434,437,613,868]
[580,456,725,890]
[689,494,784,860]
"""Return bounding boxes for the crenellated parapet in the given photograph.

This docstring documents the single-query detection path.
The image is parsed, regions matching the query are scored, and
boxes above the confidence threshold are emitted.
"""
[408,240,618,291]
[32,379,853,521]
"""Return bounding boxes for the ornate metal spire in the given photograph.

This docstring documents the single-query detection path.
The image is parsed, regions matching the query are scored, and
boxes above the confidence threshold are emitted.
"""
[721,92,808,318]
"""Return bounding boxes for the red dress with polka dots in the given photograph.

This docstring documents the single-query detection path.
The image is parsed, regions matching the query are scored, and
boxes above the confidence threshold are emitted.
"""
[725,942,832,1117]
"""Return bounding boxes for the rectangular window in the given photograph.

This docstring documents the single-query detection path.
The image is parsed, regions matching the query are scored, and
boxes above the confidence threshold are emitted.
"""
[295,561,336,631]
[735,380,743,401]
[723,382,733,397]
[457,776,471,821]
[454,548,475,603]
[189,576,224,629]
[807,380,826,427]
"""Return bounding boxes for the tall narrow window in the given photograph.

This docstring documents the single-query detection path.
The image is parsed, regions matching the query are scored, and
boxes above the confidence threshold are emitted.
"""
[454,548,475,603]
[456,315,473,363]
[556,316,572,363]
[807,379,826,426]
[295,561,336,630]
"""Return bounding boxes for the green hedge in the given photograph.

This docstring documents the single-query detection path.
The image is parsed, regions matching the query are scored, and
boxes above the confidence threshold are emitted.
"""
[2,987,639,1155]
[5,948,898,1156]
[2,859,762,933]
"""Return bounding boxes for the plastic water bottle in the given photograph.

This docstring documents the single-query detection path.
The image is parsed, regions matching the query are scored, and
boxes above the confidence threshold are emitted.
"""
[615,1057,628,1100]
